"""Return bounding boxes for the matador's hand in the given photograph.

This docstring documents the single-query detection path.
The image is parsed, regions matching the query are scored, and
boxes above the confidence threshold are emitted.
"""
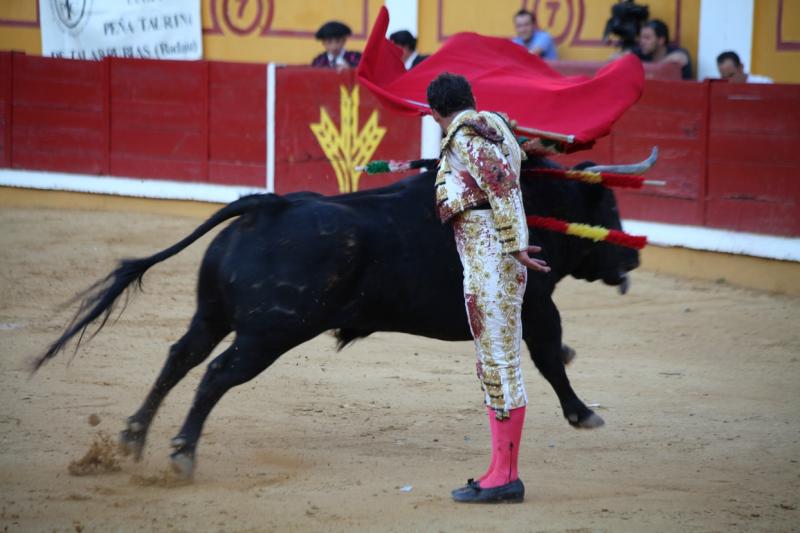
[512,245,550,273]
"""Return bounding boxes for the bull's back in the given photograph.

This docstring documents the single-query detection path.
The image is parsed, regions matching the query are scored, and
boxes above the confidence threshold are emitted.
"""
[198,182,472,339]
[333,191,474,339]
[197,200,371,330]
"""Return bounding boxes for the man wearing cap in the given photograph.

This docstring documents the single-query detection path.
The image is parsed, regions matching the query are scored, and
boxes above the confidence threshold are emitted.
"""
[312,21,362,70]
[427,72,550,504]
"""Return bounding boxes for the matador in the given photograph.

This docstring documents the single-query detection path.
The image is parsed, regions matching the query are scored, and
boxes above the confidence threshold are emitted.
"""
[426,73,550,504]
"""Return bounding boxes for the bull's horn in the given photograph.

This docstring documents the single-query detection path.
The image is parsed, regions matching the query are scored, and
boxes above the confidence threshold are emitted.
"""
[584,147,659,174]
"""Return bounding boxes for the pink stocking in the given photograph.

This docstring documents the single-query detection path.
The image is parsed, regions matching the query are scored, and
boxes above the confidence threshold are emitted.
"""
[478,406,498,482]
[479,406,526,488]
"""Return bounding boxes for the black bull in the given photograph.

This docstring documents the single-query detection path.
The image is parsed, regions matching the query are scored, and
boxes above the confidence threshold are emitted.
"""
[35,157,640,478]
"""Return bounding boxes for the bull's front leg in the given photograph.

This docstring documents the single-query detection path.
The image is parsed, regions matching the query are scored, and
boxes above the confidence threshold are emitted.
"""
[120,315,229,461]
[522,296,604,429]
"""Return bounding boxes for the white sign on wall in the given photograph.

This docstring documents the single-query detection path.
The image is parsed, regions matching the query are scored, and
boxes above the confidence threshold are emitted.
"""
[39,0,203,61]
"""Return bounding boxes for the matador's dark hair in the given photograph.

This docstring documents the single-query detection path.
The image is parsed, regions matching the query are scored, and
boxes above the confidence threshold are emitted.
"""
[426,72,476,117]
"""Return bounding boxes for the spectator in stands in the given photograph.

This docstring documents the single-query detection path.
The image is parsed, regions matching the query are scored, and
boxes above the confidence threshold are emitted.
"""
[634,19,692,80]
[389,30,428,70]
[716,51,773,84]
[511,9,557,60]
[312,21,361,70]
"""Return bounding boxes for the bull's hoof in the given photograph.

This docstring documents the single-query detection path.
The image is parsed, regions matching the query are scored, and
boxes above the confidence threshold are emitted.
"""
[119,419,147,461]
[169,437,195,480]
[561,344,576,365]
[567,411,605,429]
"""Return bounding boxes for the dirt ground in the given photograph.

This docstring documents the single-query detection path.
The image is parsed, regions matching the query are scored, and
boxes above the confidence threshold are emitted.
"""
[1,206,798,533]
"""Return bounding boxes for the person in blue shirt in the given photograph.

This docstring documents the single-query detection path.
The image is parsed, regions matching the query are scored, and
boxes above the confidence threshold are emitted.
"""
[511,9,557,60]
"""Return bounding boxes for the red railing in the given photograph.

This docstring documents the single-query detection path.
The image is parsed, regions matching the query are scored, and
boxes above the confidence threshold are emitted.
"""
[2,52,268,184]
[559,79,800,237]
[1,51,798,237]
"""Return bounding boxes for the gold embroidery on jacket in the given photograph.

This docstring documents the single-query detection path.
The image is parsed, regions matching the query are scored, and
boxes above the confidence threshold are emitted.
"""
[435,111,528,254]
[452,210,528,414]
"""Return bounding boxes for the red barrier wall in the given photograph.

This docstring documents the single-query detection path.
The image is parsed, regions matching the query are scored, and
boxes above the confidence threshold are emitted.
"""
[1,52,797,238]
[208,62,265,186]
[0,52,10,168]
[705,82,800,236]
[3,52,259,182]
[274,67,420,195]
[0,52,420,192]
[559,79,800,237]
[110,59,208,181]
[11,53,107,174]
[615,81,706,226]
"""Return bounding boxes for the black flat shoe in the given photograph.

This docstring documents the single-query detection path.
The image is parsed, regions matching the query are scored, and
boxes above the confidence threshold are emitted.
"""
[450,478,481,499]
[451,478,525,503]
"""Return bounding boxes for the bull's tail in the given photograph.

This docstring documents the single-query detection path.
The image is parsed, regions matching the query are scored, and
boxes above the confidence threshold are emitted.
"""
[33,193,288,372]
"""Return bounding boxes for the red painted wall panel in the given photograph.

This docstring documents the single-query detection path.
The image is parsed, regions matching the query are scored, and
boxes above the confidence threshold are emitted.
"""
[109,58,208,181]
[616,190,703,225]
[109,155,207,182]
[613,81,707,209]
[708,135,800,200]
[12,150,105,176]
[11,54,105,174]
[274,67,420,195]
[617,137,705,200]
[709,83,800,136]
[558,80,708,226]
[0,52,11,168]
[705,199,798,237]
[274,67,350,195]
[111,59,207,100]
[207,62,265,187]
[208,161,265,186]
[705,82,800,236]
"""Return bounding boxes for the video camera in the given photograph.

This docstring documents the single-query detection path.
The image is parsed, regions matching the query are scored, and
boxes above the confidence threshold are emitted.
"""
[603,0,650,52]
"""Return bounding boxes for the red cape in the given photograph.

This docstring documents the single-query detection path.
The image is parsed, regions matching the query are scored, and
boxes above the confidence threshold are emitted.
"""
[357,7,644,147]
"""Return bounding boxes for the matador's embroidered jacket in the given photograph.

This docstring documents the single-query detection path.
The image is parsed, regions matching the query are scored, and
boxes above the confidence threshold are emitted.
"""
[435,110,528,254]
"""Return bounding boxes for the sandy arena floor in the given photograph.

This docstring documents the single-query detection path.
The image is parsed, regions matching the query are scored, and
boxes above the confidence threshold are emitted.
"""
[0,206,798,532]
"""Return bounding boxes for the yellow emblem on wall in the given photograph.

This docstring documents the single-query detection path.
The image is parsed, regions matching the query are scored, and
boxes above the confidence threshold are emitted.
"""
[310,85,386,193]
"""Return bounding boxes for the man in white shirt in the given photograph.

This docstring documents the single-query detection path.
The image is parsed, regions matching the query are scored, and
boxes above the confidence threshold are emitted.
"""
[717,51,773,84]
[389,30,427,70]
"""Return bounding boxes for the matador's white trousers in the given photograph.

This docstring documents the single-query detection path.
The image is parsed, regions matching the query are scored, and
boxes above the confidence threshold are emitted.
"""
[452,210,528,419]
